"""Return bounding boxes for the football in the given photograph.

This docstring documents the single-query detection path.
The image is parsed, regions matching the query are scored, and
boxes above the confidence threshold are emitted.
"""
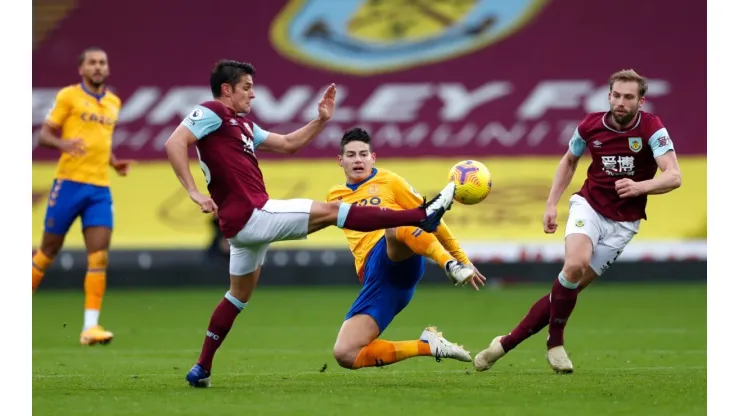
[447,160,492,205]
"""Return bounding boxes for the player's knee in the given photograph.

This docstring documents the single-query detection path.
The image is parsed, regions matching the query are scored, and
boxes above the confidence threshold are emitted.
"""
[87,250,109,270]
[562,256,590,280]
[40,237,64,258]
[40,245,61,259]
[384,228,414,262]
[384,228,398,242]
[333,343,359,369]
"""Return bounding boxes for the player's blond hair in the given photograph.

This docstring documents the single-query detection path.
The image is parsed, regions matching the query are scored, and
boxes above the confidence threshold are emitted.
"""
[609,69,648,97]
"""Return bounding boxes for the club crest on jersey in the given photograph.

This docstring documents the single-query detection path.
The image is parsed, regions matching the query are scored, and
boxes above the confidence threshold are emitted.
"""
[367,184,379,195]
[269,0,548,75]
[628,137,643,153]
[575,220,585,228]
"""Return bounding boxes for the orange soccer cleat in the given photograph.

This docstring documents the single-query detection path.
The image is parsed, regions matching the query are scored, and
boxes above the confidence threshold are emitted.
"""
[79,325,114,346]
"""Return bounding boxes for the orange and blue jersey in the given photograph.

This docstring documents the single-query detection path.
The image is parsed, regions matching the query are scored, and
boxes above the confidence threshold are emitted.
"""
[42,83,121,235]
[327,167,469,333]
[326,167,469,281]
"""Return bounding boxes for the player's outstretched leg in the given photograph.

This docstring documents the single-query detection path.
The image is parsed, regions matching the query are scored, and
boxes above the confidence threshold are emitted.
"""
[474,292,556,372]
[308,182,456,235]
[474,262,597,372]
[344,326,471,369]
[391,227,474,285]
[186,264,261,388]
[334,315,471,370]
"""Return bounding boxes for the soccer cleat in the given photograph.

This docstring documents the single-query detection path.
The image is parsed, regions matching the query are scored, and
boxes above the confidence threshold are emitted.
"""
[420,326,472,362]
[419,182,456,232]
[445,260,474,286]
[79,325,114,346]
[546,345,574,374]
[186,364,212,388]
[474,335,507,372]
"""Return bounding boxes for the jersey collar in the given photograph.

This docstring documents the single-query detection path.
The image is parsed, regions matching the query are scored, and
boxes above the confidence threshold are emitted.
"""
[79,82,107,101]
[602,111,642,133]
[345,167,378,191]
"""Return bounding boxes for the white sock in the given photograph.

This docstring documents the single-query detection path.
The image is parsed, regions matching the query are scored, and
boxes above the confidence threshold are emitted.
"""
[84,309,100,330]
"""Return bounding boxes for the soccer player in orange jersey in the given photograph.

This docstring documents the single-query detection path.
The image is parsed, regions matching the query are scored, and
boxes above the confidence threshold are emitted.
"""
[326,127,486,370]
[32,47,135,346]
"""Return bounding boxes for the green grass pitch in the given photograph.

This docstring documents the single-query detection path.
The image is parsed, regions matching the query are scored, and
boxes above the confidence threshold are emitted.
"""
[33,283,706,416]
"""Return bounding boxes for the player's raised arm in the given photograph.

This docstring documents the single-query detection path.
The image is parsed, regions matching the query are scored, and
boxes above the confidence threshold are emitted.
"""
[258,84,336,155]
[543,128,584,233]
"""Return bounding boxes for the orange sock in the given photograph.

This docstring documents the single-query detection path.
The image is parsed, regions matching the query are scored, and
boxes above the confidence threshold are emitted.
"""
[396,227,454,269]
[84,251,108,311]
[32,251,54,292]
[352,339,432,368]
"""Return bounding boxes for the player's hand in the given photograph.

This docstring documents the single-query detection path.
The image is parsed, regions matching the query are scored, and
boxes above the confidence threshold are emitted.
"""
[60,138,86,157]
[615,178,646,198]
[317,83,336,121]
[467,264,487,291]
[111,159,136,176]
[188,189,218,214]
[543,203,558,234]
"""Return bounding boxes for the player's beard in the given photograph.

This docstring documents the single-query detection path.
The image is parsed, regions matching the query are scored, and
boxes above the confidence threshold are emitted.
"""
[86,75,106,89]
[612,107,637,126]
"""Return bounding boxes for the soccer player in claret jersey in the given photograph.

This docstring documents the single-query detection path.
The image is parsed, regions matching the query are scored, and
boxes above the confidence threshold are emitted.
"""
[32,47,135,346]
[164,60,457,387]
[327,127,487,370]
[474,69,682,374]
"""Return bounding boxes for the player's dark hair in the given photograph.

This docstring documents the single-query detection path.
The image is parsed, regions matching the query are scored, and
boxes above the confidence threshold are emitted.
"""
[78,47,106,67]
[339,127,372,154]
[210,60,255,98]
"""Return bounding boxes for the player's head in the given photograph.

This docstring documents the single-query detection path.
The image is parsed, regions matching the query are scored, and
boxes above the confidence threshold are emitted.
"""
[78,47,109,88]
[210,60,256,113]
[608,69,648,125]
[338,127,376,183]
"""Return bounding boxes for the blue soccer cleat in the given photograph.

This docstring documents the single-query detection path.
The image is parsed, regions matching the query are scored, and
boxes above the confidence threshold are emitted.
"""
[185,364,211,388]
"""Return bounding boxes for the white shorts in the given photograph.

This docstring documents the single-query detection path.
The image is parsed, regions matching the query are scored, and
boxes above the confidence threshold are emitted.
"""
[564,194,640,276]
[227,198,313,276]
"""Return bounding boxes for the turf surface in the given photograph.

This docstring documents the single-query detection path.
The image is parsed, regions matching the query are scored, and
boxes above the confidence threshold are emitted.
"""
[33,284,706,415]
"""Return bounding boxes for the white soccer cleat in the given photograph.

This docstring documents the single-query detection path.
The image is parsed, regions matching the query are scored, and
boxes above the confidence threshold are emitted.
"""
[425,182,456,215]
[420,326,472,362]
[445,260,474,286]
[419,182,456,233]
[474,335,507,372]
[546,345,574,374]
